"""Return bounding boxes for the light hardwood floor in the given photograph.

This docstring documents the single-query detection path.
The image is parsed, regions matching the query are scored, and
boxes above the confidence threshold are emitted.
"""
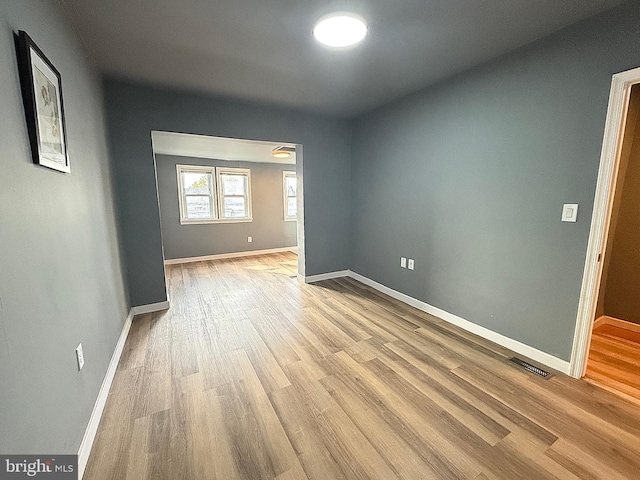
[85,252,640,479]
[586,323,640,402]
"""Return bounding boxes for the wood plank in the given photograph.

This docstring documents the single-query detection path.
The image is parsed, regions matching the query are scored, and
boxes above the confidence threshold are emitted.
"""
[545,438,633,480]
[375,341,510,446]
[221,348,304,478]
[270,384,349,480]
[383,341,558,447]
[320,374,441,480]
[236,319,292,393]
[596,324,640,343]
[453,362,640,478]
[283,360,399,480]
[328,351,484,478]
[124,415,150,480]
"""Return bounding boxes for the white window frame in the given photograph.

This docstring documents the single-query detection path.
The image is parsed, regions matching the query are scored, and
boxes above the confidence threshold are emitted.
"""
[176,164,217,224]
[176,165,252,225]
[216,167,252,222]
[283,171,297,221]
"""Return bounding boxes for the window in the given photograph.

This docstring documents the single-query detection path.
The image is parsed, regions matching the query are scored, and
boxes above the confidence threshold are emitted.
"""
[283,171,297,220]
[177,165,252,224]
[217,168,252,220]
[177,165,216,222]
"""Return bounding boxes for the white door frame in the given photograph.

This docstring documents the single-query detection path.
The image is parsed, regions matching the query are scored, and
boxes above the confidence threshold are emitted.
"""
[295,143,306,278]
[569,66,640,378]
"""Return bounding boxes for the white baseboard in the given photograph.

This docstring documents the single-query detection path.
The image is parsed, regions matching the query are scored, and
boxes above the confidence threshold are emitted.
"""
[301,270,350,283]
[595,315,640,334]
[131,300,170,316]
[164,246,298,265]
[78,308,134,478]
[593,316,608,329]
[346,270,571,375]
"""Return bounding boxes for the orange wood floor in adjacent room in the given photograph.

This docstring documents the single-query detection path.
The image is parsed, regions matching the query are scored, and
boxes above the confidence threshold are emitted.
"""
[586,323,640,402]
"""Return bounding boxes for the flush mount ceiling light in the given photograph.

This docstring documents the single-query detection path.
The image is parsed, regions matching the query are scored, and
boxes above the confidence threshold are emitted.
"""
[272,146,294,159]
[313,12,368,48]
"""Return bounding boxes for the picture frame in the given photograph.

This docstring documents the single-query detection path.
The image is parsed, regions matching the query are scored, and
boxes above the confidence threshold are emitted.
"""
[15,30,70,173]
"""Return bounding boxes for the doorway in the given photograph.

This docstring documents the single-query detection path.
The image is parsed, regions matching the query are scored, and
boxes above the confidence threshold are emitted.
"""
[585,85,640,401]
[571,67,640,400]
[150,132,305,280]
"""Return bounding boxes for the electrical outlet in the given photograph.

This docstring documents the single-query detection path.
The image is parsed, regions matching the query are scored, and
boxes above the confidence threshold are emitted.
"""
[76,344,85,371]
[408,259,415,270]
[400,257,407,268]
[248,236,253,243]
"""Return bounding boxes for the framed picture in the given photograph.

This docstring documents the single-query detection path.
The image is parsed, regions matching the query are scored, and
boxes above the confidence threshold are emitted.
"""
[15,30,70,173]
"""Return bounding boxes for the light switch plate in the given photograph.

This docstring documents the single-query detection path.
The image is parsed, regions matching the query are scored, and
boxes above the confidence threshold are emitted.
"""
[562,204,578,222]
[400,257,407,268]
[408,259,415,270]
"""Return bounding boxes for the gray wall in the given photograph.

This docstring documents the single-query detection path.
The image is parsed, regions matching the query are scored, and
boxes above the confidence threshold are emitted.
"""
[103,79,351,307]
[0,1,128,454]
[350,2,640,361]
[156,154,297,259]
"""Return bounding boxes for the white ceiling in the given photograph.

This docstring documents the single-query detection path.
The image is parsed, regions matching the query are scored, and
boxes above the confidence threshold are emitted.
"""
[60,0,626,117]
[151,131,297,164]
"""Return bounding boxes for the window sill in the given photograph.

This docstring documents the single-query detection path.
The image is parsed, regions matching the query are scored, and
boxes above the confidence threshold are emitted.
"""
[180,218,253,225]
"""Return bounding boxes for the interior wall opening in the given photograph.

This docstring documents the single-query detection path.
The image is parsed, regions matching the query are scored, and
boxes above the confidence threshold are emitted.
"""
[150,131,303,279]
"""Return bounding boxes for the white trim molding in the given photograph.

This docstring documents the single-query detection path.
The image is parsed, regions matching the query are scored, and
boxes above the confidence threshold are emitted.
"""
[164,247,298,265]
[131,300,170,315]
[294,145,305,278]
[283,170,297,221]
[300,268,570,374]
[347,271,570,375]
[78,309,134,478]
[300,270,350,283]
[570,66,640,379]
[594,315,640,335]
